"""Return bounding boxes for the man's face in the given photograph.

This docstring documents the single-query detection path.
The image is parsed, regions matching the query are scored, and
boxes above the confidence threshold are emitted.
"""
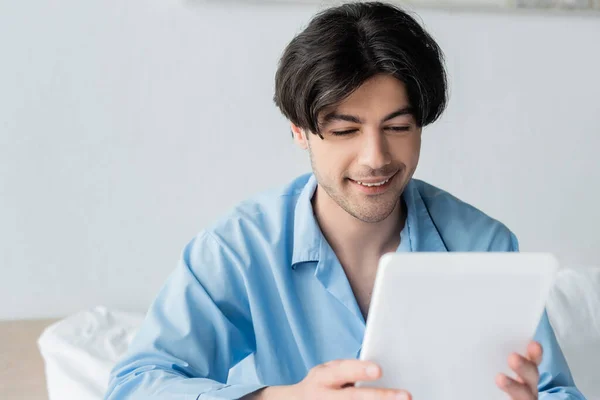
[293,74,422,223]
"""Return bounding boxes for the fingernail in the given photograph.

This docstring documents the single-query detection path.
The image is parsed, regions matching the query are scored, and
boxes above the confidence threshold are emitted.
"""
[396,393,409,400]
[366,365,380,378]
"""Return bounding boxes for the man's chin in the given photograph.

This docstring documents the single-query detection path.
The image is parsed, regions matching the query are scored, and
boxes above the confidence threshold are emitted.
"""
[353,211,394,224]
[346,201,400,223]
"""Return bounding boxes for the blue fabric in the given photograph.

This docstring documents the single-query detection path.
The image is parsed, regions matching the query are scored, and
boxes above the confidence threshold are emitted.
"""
[105,173,584,399]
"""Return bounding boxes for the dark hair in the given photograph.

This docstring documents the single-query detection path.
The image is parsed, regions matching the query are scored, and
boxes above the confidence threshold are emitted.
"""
[274,1,448,137]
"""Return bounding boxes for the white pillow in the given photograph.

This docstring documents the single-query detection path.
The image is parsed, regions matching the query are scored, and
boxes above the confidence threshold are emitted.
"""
[38,268,600,400]
[546,266,600,400]
[38,306,144,400]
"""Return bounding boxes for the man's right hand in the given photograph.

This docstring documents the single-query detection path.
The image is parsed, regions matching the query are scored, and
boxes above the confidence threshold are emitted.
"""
[251,359,411,400]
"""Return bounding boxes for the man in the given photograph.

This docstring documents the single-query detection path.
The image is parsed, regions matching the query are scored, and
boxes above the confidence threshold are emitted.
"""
[106,2,583,399]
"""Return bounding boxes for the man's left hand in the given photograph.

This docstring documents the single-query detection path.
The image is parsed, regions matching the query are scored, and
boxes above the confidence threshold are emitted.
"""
[496,341,542,400]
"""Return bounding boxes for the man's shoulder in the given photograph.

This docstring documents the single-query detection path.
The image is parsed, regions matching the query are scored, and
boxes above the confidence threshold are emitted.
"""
[410,179,518,252]
[220,173,308,221]
[203,173,311,247]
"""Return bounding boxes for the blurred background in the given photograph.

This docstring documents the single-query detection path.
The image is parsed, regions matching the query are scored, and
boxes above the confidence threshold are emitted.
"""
[1,1,600,399]
[1,0,599,321]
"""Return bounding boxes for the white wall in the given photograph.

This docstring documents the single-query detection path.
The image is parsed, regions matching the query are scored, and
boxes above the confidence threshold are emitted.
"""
[1,0,599,320]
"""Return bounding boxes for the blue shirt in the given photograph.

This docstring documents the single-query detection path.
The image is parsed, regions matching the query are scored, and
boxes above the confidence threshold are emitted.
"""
[106,173,583,399]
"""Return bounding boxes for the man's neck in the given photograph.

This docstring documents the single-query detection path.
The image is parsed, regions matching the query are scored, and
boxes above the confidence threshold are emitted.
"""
[312,186,405,267]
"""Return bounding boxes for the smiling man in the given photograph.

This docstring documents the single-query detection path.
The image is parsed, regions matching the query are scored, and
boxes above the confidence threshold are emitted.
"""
[105,2,583,399]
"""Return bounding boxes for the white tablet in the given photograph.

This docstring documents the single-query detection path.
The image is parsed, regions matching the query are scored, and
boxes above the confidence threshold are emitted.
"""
[357,252,559,400]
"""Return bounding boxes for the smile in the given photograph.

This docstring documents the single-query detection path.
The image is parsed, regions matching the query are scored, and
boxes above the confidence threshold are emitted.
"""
[354,177,392,187]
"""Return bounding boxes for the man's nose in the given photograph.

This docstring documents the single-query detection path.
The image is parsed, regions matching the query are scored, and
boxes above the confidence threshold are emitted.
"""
[357,129,392,170]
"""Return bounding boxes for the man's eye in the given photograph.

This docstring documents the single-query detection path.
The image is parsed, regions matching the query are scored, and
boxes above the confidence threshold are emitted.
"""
[386,126,411,132]
[331,129,358,136]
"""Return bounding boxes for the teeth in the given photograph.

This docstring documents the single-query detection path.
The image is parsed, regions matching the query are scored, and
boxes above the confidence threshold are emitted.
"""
[356,178,390,187]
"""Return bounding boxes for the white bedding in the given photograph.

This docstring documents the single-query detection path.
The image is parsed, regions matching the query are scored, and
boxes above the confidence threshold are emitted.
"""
[38,267,600,400]
[38,307,143,400]
[546,266,600,399]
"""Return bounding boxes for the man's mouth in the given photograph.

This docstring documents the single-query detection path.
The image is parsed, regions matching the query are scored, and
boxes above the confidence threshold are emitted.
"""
[347,171,398,194]
[353,177,392,187]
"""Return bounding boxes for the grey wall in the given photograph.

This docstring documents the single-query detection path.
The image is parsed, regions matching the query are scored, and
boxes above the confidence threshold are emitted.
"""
[1,0,599,319]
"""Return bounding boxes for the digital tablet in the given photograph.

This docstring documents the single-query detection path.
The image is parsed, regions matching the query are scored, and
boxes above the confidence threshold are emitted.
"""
[356,252,559,399]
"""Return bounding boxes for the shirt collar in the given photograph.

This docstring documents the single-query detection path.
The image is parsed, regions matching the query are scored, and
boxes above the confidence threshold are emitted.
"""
[290,175,448,268]
[291,174,322,267]
[402,179,448,252]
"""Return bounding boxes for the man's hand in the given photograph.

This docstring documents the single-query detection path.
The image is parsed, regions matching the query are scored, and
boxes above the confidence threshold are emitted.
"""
[496,341,543,400]
[251,359,411,400]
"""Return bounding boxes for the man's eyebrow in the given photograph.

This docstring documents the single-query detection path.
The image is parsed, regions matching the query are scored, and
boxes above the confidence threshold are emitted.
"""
[320,106,414,127]
[321,112,362,125]
[382,107,414,122]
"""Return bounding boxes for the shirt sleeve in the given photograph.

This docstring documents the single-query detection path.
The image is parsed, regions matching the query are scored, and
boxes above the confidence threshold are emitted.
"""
[508,232,586,399]
[535,311,586,399]
[104,231,266,400]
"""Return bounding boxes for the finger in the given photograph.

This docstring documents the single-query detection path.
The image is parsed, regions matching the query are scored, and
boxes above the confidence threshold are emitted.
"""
[508,353,540,392]
[527,341,543,366]
[313,359,382,388]
[496,373,536,400]
[339,387,411,400]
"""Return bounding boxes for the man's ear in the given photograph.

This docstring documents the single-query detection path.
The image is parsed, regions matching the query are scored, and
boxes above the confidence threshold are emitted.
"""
[291,123,309,150]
